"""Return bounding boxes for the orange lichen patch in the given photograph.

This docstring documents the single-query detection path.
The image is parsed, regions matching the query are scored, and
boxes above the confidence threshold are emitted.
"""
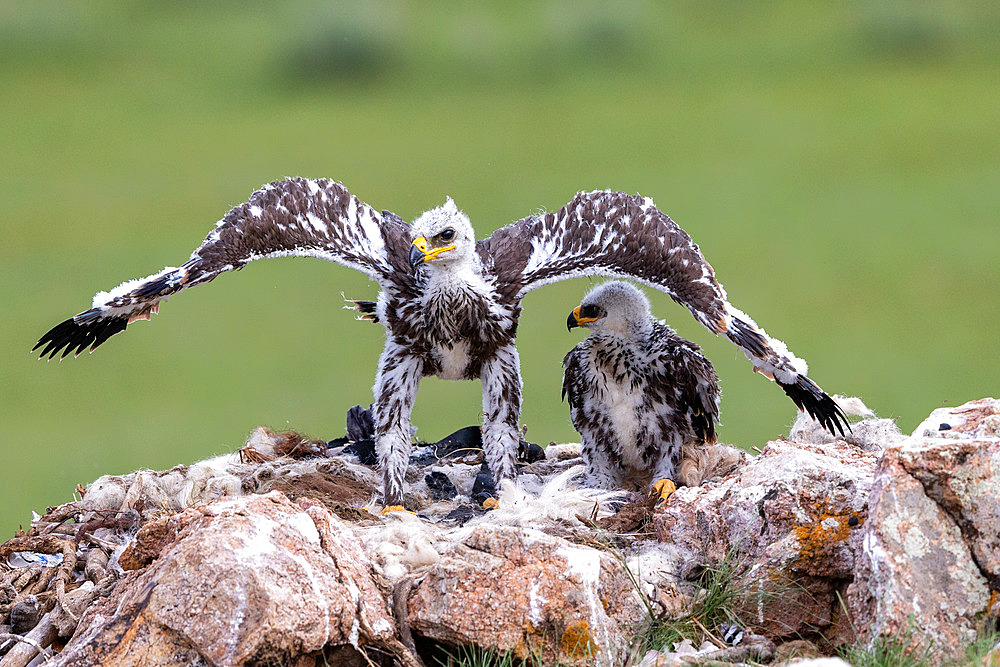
[560,620,598,658]
[988,589,1000,617]
[792,512,864,564]
[513,628,533,660]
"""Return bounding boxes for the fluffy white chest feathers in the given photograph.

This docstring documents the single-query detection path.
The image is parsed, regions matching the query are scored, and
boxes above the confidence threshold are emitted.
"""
[419,268,496,380]
[585,350,648,467]
[433,341,471,380]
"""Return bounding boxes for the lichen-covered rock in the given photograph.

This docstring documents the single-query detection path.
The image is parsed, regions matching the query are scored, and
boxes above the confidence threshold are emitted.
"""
[846,399,999,661]
[407,523,646,666]
[897,436,1000,587]
[654,438,878,639]
[901,398,1000,588]
[657,439,877,575]
[846,449,989,659]
[52,492,407,667]
[9,401,1000,665]
[911,397,1000,439]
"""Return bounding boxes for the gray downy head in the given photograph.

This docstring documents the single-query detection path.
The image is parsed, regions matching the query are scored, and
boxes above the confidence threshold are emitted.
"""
[567,280,654,338]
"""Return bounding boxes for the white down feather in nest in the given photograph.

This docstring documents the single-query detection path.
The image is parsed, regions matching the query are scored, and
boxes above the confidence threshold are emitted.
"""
[356,466,627,583]
[788,395,902,452]
[465,465,626,531]
[359,511,443,582]
[625,541,690,616]
[158,455,244,509]
[80,455,246,522]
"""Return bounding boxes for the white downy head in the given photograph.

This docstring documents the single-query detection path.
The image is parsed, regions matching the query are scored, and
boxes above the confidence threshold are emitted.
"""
[409,198,477,271]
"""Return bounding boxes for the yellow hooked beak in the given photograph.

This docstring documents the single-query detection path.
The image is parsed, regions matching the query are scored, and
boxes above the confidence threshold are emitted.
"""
[409,236,456,268]
[567,305,600,330]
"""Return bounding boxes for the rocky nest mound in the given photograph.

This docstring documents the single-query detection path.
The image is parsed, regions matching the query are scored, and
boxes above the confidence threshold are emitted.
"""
[1,398,998,666]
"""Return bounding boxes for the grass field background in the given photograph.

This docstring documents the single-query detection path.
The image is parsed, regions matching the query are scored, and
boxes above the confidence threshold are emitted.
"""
[2,1,998,537]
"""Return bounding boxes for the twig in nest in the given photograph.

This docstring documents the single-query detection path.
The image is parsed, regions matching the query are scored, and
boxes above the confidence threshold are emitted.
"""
[355,644,380,667]
[388,577,427,667]
[73,510,139,545]
[689,615,726,649]
[0,536,73,565]
[392,577,416,654]
[5,565,39,594]
[238,444,274,464]
[0,535,78,622]
[0,632,54,660]
[34,502,81,533]
[27,567,56,597]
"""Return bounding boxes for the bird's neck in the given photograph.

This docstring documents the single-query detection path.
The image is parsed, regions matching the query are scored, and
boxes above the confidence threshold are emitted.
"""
[420,258,481,293]
[594,319,653,341]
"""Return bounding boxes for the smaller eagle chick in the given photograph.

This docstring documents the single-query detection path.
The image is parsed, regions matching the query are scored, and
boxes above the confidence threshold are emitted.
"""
[563,281,721,502]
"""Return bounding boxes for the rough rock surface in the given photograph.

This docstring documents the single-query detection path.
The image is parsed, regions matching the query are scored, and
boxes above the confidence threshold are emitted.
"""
[408,523,647,665]
[649,397,999,661]
[845,398,1000,659]
[2,399,998,666]
[51,492,405,667]
[902,400,1000,587]
[655,437,878,640]
[845,447,989,657]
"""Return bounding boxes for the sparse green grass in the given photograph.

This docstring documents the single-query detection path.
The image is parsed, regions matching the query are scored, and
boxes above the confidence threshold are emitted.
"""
[838,623,935,667]
[432,642,576,667]
[633,550,750,655]
[834,597,999,667]
[434,644,522,667]
[600,530,759,659]
[961,620,1000,666]
[3,1,999,537]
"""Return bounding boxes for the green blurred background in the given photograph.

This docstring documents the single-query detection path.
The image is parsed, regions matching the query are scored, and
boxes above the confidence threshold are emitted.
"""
[2,1,998,537]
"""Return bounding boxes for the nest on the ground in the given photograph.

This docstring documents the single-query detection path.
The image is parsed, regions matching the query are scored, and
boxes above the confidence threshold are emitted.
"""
[0,404,749,665]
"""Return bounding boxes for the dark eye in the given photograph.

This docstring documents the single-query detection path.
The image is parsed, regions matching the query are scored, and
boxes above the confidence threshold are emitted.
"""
[440,229,456,242]
[580,305,604,319]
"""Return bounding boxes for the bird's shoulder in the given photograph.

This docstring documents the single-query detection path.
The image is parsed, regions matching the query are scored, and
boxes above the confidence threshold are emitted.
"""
[645,322,717,377]
[647,321,703,356]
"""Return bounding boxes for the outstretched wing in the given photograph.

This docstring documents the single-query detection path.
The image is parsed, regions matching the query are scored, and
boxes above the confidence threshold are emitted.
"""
[482,189,848,436]
[33,177,411,359]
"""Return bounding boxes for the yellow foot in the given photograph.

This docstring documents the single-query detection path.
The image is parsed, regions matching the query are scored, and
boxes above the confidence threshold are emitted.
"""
[482,497,499,510]
[651,478,677,506]
[379,505,408,516]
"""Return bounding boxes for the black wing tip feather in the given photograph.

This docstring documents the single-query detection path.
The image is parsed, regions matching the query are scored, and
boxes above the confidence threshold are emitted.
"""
[778,375,851,438]
[32,314,128,360]
[728,318,770,358]
[347,299,379,323]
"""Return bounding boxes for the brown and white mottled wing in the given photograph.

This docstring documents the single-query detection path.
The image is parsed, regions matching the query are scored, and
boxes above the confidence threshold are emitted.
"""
[480,190,728,329]
[483,189,848,436]
[33,177,411,359]
[646,323,720,446]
